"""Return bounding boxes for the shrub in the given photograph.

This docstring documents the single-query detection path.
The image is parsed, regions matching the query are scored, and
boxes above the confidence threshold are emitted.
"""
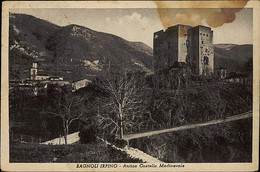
[115,138,128,148]
[105,135,128,148]
[106,135,116,143]
[79,125,97,144]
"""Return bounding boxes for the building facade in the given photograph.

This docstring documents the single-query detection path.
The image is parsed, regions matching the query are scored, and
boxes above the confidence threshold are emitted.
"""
[72,79,92,92]
[30,62,38,80]
[187,25,214,76]
[29,62,63,81]
[153,25,191,71]
[224,72,252,86]
[29,62,50,81]
[153,24,214,76]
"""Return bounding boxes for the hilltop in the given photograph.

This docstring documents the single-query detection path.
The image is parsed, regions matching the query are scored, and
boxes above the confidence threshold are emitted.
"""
[9,13,153,81]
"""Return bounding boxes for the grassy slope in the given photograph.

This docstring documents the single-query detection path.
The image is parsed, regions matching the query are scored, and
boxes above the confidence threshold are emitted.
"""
[10,142,141,163]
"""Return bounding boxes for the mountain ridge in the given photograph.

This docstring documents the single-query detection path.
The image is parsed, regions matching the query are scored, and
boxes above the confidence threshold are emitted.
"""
[9,13,153,81]
[9,13,252,81]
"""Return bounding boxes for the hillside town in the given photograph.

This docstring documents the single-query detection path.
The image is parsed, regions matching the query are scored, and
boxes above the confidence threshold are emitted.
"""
[10,24,252,97]
[10,62,93,96]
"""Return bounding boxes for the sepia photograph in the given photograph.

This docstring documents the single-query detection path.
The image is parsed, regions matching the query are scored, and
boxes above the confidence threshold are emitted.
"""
[1,1,259,171]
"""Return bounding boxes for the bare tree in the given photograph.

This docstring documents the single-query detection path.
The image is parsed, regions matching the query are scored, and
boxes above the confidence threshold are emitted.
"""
[96,71,149,139]
[42,94,86,144]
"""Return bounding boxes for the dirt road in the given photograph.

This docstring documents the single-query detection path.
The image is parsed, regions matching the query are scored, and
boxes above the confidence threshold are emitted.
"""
[124,111,252,140]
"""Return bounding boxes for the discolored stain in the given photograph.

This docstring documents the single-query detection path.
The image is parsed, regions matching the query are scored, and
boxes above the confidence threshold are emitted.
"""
[154,1,249,29]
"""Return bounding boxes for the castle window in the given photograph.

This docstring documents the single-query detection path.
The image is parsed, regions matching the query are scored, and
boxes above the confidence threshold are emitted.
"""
[203,56,209,65]
[222,72,226,78]
[203,34,205,36]
[155,34,158,38]
[201,41,204,44]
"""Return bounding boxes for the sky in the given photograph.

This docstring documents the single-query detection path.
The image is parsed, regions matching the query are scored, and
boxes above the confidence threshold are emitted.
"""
[11,7,252,48]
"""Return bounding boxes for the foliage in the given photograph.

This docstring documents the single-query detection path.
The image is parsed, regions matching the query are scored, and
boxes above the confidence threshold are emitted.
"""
[130,118,252,162]
[106,136,128,149]
[79,125,97,144]
[79,75,252,138]
[147,82,252,130]
[9,93,53,139]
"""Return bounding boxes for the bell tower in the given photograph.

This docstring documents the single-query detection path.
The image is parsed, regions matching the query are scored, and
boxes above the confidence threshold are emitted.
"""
[30,62,38,80]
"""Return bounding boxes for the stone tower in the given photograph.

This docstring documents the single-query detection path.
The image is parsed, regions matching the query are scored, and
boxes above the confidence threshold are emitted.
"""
[153,24,214,76]
[153,25,191,72]
[187,25,214,75]
[30,62,38,80]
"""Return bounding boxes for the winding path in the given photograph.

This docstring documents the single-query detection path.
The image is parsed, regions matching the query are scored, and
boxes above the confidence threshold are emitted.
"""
[40,111,252,162]
[41,111,252,144]
[41,132,80,145]
[124,111,252,141]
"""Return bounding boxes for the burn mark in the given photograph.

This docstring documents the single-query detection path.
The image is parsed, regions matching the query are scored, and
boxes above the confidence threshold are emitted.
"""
[154,1,249,29]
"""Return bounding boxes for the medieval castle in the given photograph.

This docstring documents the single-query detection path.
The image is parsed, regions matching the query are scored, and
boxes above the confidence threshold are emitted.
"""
[153,24,214,76]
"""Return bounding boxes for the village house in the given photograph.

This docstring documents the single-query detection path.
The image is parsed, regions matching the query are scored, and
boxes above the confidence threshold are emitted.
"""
[224,72,252,86]
[72,79,92,92]
[215,67,227,79]
[29,62,64,81]
[11,62,70,96]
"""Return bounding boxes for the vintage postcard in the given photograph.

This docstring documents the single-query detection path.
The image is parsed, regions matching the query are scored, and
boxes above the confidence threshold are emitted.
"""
[1,0,259,171]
